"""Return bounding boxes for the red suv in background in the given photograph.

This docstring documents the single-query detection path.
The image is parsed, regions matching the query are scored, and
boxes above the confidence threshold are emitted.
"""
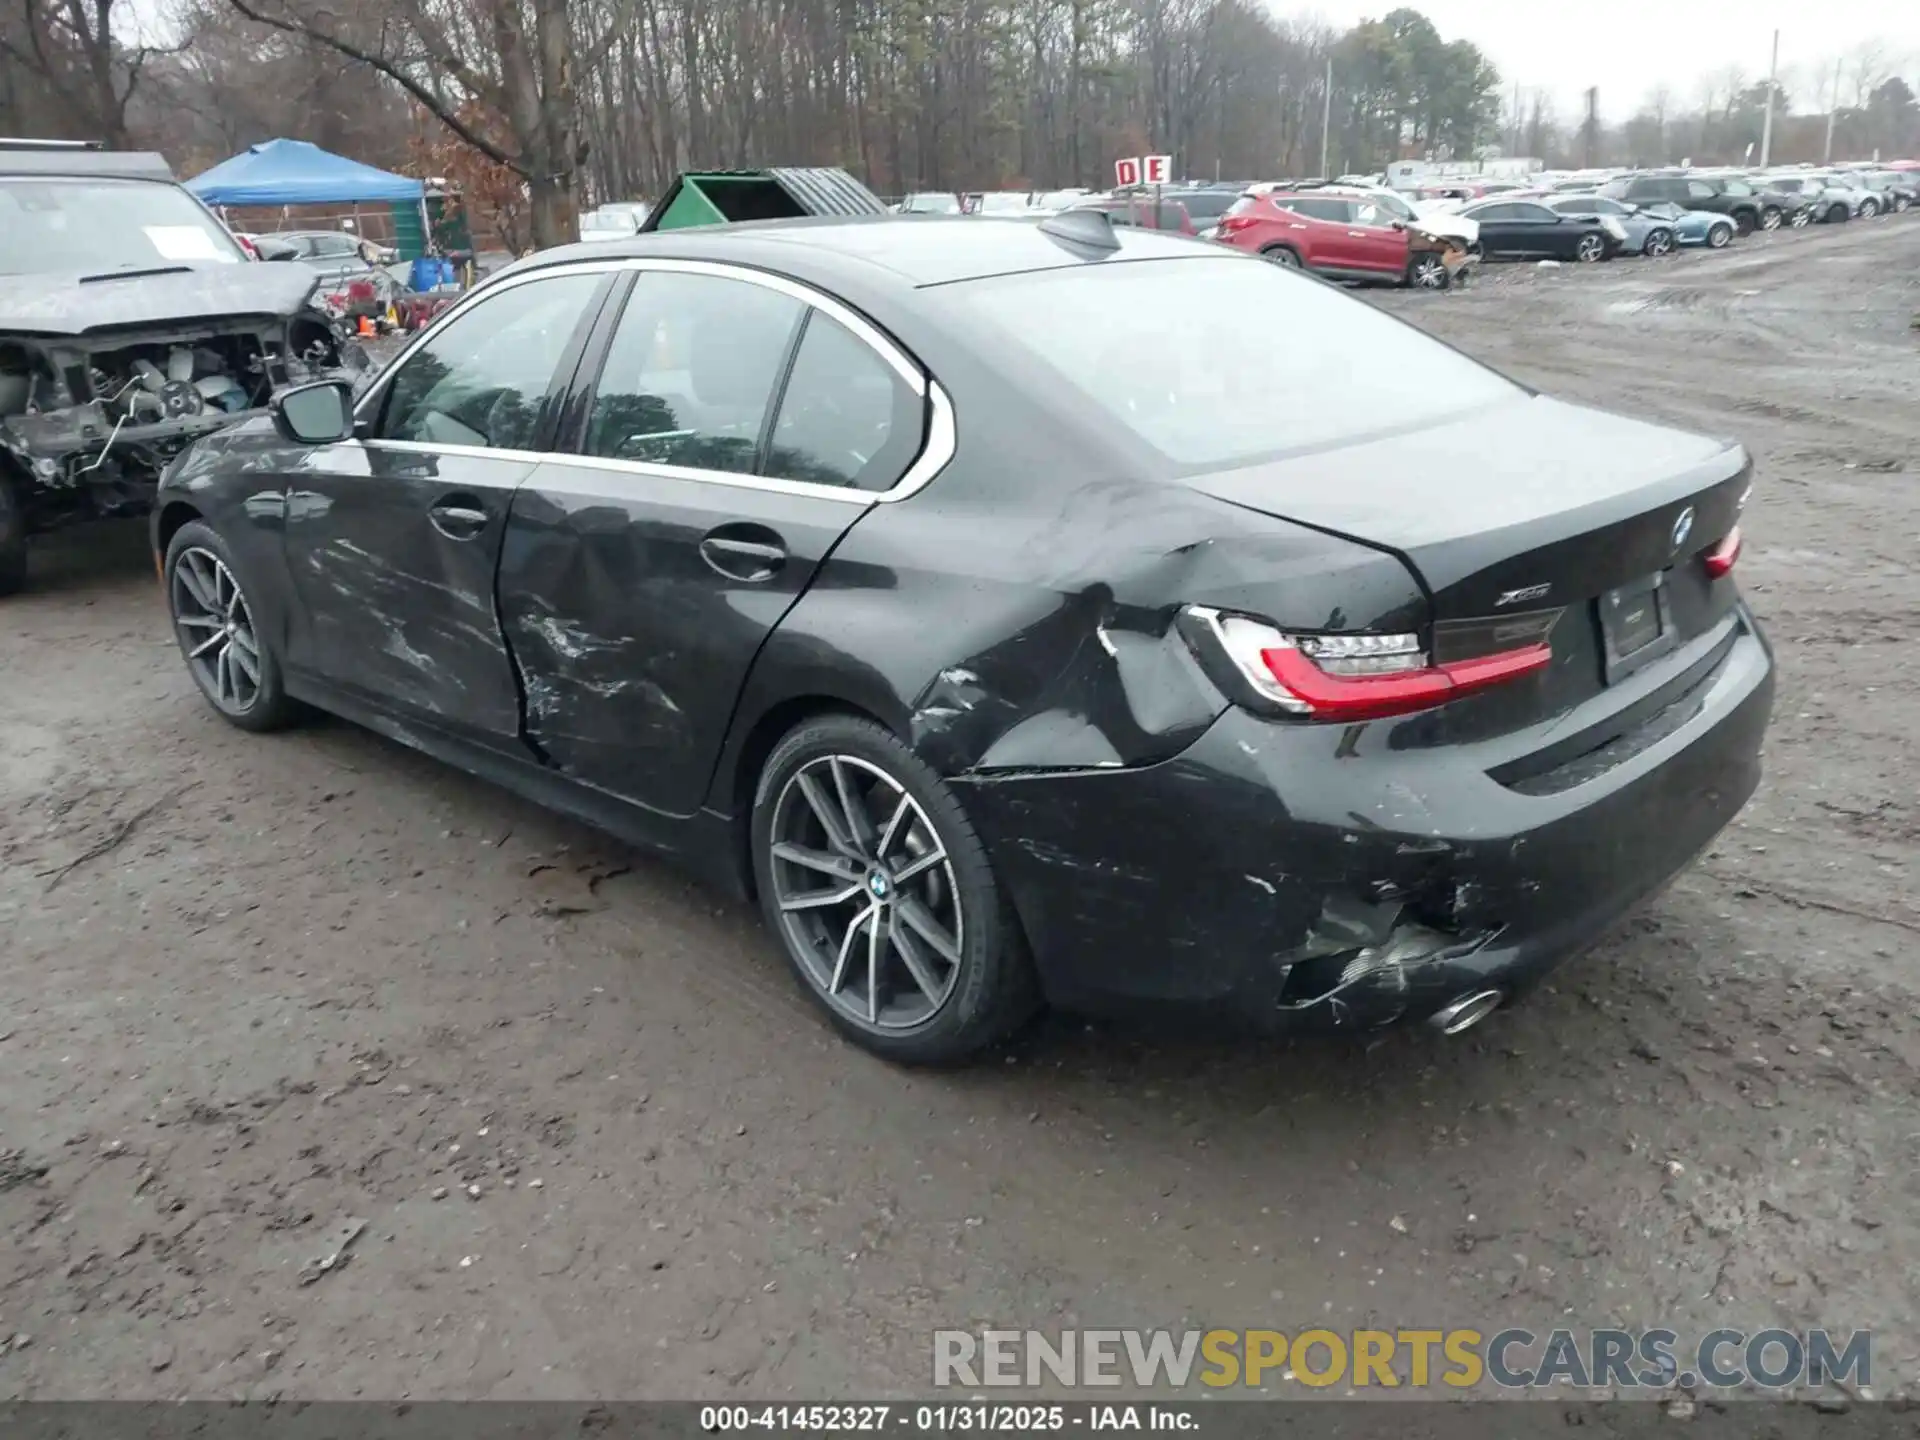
[1214,191,1443,285]
[1065,194,1197,234]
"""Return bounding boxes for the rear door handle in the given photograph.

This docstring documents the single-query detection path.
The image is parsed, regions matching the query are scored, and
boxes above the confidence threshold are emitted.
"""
[699,525,787,582]
[428,495,489,540]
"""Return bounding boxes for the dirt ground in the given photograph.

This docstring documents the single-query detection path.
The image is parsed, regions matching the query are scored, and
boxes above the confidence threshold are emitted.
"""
[1,217,1917,1404]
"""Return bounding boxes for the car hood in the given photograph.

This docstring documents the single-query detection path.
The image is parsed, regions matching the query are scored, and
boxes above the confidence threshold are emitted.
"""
[1184,392,1746,615]
[0,262,322,338]
[1409,211,1478,244]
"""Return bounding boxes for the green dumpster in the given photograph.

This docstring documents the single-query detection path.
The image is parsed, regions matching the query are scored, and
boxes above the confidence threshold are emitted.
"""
[641,168,887,232]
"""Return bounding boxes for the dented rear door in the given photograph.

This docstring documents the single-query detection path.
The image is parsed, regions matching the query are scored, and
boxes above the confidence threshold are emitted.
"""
[497,268,927,819]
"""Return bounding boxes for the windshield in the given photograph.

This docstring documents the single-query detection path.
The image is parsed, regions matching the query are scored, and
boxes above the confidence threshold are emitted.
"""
[954,256,1519,470]
[0,177,245,275]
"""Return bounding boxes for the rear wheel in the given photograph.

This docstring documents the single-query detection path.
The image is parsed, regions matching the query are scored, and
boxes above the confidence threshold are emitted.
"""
[1406,252,1449,289]
[1260,244,1303,269]
[1860,197,1880,218]
[1642,228,1675,257]
[1790,207,1812,228]
[1895,195,1912,213]
[1828,202,1850,223]
[1574,233,1606,263]
[1759,205,1783,231]
[1706,223,1733,249]
[0,467,27,597]
[751,714,1040,1065]
[1733,209,1756,236]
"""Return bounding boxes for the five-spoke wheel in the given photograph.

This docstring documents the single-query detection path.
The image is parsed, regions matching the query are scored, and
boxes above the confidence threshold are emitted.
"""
[752,714,1038,1063]
[172,546,262,715]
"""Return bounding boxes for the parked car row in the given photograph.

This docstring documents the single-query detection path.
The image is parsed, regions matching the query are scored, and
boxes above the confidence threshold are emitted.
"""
[1176,158,1917,284]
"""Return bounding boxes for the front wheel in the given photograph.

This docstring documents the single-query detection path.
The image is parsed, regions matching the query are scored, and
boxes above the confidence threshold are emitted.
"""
[1790,207,1812,228]
[1574,233,1607,262]
[1733,210,1756,236]
[1895,195,1912,213]
[1406,252,1449,289]
[0,467,27,598]
[1706,223,1733,249]
[1260,244,1303,269]
[165,521,301,732]
[1760,206,1783,231]
[1828,203,1850,223]
[1643,228,1675,257]
[751,714,1040,1065]
[1860,198,1880,218]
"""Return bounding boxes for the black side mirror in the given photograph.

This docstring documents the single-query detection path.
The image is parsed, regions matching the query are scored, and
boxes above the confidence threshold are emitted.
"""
[272,381,355,445]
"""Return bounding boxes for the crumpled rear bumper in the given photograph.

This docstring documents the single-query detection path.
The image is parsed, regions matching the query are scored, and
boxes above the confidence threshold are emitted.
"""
[954,612,1774,1034]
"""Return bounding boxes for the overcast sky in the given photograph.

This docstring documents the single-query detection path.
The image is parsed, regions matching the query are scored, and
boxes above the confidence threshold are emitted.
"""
[1296,0,1919,121]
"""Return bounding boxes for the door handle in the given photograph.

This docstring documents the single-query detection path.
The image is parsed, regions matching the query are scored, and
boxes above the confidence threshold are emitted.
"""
[428,495,489,540]
[699,527,787,582]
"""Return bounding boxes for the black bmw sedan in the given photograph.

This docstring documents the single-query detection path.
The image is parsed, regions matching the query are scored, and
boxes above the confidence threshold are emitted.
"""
[152,214,1773,1063]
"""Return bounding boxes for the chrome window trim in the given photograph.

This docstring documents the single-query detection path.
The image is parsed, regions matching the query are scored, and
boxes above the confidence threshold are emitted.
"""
[352,255,954,505]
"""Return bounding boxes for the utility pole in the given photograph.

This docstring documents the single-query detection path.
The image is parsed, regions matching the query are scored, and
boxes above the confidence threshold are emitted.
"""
[1759,29,1779,167]
[1583,87,1598,167]
[1510,81,1521,154]
[1319,58,1333,178]
[1823,57,1842,162]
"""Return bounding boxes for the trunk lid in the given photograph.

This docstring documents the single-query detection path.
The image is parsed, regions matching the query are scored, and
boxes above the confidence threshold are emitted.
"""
[1187,393,1747,623]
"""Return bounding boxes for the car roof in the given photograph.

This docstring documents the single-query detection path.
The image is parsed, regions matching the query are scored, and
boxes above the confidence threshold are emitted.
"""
[0,146,175,182]
[501,214,1210,291]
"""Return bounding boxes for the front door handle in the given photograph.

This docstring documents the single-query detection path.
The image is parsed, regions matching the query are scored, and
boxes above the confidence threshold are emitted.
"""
[429,494,489,540]
[700,525,787,582]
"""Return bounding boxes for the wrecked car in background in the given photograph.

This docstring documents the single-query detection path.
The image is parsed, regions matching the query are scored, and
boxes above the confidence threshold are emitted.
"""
[0,141,367,594]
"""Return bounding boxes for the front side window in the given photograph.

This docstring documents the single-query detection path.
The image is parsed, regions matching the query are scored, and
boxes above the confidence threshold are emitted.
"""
[378,272,603,450]
[764,313,923,492]
[1687,181,1718,200]
[585,271,804,474]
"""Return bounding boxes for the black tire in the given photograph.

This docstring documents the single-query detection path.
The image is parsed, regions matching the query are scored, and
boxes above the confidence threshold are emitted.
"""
[1260,244,1303,269]
[0,466,27,598]
[164,520,301,732]
[1406,252,1449,289]
[751,713,1040,1065]
[1759,205,1783,231]
[1706,223,1733,249]
[1642,227,1675,257]
[1732,209,1756,236]
[1828,203,1849,223]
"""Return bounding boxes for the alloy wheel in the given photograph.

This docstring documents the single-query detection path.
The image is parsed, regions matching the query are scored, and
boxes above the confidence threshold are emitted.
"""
[1264,247,1301,268]
[171,547,261,714]
[1760,207,1783,231]
[1708,225,1732,249]
[767,754,965,1032]
[1575,234,1605,262]
[1411,255,1447,288]
[1644,229,1674,256]
[1861,199,1879,218]
[1791,208,1812,228]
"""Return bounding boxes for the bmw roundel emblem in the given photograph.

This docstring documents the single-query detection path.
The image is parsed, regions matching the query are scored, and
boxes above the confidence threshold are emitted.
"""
[1671,506,1695,550]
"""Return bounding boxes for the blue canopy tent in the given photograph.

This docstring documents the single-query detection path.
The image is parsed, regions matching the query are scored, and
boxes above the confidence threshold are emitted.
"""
[187,138,424,207]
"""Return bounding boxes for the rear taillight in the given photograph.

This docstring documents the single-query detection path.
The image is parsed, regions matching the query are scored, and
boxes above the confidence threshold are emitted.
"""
[1217,215,1260,234]
[1186,607,1554,722]
[1703,525,1742,578]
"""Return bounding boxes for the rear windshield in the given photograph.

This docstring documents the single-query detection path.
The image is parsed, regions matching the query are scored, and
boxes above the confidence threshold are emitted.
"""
[956,255,1519,469]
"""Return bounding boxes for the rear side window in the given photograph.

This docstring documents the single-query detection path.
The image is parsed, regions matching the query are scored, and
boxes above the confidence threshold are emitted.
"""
[1277,197,1349,221]
[763,313,923,492]
[1687,180,1718,200]
[956,256,1518,470]
[1224,196,1260,218]
[379,272,603,450]
[585,272,804,475]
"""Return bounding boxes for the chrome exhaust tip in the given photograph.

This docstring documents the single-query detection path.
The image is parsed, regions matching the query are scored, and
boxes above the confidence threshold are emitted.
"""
[1428,988,1505,1036]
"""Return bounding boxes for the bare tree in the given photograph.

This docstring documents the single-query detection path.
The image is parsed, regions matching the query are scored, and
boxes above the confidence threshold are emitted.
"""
[0,0,181,144]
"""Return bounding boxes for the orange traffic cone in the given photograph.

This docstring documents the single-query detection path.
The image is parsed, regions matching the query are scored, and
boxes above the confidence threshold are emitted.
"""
[357,315,376,338]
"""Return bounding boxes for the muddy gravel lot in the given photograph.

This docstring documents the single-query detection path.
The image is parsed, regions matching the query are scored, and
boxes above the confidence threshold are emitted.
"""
[1,217,1917,1404]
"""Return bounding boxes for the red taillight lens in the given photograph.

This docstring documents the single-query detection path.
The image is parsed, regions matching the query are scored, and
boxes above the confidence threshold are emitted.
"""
[1218,215,1259,234]
[1703,525,1741,578]
[1185,607,1555,723]
[1260,643,1552,721]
